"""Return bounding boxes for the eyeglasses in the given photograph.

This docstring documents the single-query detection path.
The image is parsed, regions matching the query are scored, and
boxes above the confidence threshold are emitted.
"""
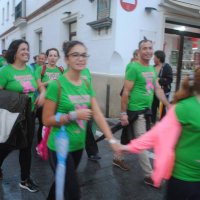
[67,52,90,59]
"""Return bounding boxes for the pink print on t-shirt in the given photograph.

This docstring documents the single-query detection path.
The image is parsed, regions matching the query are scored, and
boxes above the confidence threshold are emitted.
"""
[22,81,35,94]
[142,72,155,94]
[146,77,154,93]
[75,104,88,129]
[46,72,60,80]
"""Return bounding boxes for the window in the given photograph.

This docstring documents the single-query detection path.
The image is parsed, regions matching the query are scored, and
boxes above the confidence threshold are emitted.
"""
[15,2,22,20]
[1,39,5,50]
[7,2,9,20]
[21,35,26,40]
[69,21,77,41]
[2,8,5,24]
[12,0,15,16]
[38,32,42,53]
[97,0,111,20]
[87,0,112,32]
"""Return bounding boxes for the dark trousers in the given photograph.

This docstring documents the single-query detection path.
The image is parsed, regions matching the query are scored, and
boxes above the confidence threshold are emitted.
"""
[165,177,200,200]
[0,112,35,181]
[47,149,83,200]
[85,119,99,156]
[36,106,43,144]
[151,94,169,124]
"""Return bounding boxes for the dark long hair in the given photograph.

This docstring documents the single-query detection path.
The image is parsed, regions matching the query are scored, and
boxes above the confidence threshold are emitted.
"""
[173,67,200,103]
[5,39,29,64]
[62,40,86,57]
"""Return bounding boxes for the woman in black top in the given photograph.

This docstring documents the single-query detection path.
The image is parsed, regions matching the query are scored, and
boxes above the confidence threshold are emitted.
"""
[151,50,173,124]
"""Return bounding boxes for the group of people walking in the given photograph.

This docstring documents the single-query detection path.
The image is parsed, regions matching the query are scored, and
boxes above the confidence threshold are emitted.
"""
[116,39,200,200]
[0,38,199,200]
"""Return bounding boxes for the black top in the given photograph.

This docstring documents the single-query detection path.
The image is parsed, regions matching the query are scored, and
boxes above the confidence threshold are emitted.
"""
[157,63,173,93]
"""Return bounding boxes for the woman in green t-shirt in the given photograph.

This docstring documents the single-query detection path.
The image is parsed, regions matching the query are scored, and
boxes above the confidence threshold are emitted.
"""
[43,40,120,200]
[0,39,46,193]
[35,48,63,144]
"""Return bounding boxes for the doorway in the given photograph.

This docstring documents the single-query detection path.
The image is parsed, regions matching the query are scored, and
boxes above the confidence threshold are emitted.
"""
[164,21,200,92]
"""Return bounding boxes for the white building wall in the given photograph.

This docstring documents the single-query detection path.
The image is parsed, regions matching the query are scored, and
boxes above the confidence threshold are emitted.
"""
[80,0,116,74]
[114,0,165,74]
[26,0,50,16]
[0,0,15,35]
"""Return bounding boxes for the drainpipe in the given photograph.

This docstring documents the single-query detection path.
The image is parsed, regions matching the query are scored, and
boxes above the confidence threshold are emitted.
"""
[105,84,110,118]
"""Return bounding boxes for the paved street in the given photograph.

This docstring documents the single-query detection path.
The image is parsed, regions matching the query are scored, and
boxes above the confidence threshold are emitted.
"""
[0,121,166,200]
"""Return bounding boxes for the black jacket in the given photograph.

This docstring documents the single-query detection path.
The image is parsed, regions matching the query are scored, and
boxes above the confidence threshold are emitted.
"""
[0,90,32,149]
[158,63,173,93]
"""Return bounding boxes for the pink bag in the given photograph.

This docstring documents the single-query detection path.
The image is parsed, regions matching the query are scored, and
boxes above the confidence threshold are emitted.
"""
[36,126,51,160]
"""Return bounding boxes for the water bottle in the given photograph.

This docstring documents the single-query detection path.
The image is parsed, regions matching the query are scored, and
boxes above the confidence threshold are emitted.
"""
[55,126,69,200]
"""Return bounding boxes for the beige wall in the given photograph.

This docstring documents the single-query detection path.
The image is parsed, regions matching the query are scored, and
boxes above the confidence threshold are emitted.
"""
[91,73,124,118]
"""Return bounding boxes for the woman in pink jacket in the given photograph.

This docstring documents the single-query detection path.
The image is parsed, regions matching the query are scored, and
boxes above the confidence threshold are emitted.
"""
[119,67,200,200]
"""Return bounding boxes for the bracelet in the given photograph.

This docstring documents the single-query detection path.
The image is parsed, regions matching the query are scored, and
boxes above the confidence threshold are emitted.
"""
[120,112,127,116]
[55,113,62,123]
[108,138,119,144]
[63,114,70,123]
[69,111,77,121]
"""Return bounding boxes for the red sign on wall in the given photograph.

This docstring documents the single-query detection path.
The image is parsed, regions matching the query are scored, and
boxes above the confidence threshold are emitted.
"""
[120,0,137,12]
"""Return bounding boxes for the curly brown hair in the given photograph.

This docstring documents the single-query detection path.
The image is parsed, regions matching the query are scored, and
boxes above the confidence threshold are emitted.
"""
[173,67,200,103]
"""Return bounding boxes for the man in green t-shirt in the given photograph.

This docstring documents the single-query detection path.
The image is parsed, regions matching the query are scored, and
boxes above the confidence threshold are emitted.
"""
[113,39,170,186]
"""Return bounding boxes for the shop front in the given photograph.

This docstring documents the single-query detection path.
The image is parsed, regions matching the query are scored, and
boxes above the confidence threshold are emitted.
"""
[161,0,200,96]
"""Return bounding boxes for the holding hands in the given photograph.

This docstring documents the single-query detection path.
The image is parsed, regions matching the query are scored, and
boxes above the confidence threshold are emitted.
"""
[107,138,130,156]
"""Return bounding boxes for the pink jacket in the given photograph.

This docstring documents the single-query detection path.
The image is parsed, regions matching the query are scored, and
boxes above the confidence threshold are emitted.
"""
[128,106,182,187]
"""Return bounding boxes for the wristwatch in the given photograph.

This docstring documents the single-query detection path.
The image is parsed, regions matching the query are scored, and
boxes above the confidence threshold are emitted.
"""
[120,112,127,116]
[108,138,119,144]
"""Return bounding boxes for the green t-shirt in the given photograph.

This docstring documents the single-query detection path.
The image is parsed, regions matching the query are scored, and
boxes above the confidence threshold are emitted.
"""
[31,63,41,72]
[0,64,38,110]
[125,62,157,111]
[172,96,200,181]
[0,57,7,68]
[81,68,95,96]
[65,67,95,96]
[35,65,63,83]
[81,68,92,82]
[46,74,95,152]
[125,61,137,73]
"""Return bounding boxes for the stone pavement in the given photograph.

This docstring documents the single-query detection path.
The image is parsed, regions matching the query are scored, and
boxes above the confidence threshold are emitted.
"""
[0,119,166,200]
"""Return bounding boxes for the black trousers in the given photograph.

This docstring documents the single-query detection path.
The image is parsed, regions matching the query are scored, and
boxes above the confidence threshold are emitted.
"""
[0,112,35,181]
[47,149,83,200]
[151,94,169,124]
[35,106,43,144]
[165,176,200,200]
[85,119,99,156]
[121,109,151,145]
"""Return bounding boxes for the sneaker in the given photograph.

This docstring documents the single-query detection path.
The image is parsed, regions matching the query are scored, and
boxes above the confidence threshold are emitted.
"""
[0,169,3,180]
[144,176,154,187]
[113,159,130,171]
[19,178,39,193]
[88,154,101,161]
